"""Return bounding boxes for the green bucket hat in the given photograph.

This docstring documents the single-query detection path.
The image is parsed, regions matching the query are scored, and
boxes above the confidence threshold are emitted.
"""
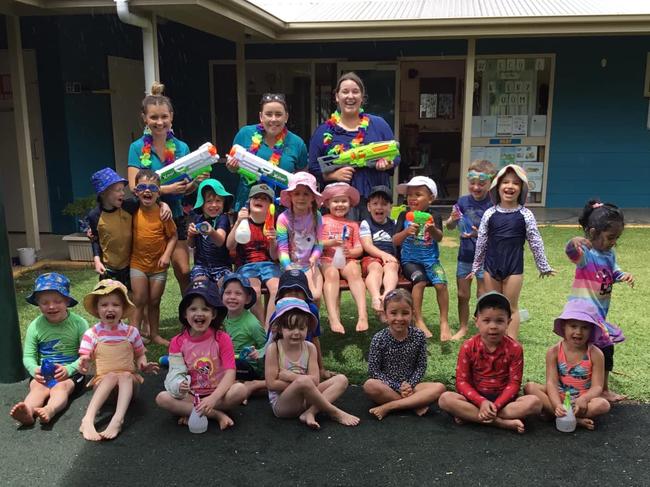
[194,179,233,210]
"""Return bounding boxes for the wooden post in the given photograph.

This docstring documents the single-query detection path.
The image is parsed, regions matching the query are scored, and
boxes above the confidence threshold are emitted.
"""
[460,38,476,196]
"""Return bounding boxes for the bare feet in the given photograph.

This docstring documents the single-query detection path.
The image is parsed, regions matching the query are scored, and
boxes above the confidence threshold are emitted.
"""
[330,322,346,334]
[79,417,103,441]
[34,406,54,424]
[99,418,124,440]
[414,320,433,339]
[439,322,452,342]
[576,417,595,430]
[369,405,389,420]
[299,410,320,429]
[453,416,465,425]
[371,297,383,313]
[10,402,35,426]
[451,327,468,341]
[602,390,626,403]
[494,417,525,433]
[331,409,360,427]
[151,335,170,347]
[177,416,189,426]
[214,410,234,430]
[141,321,150,337]
[356,318,369,332]
[414,406,429,417]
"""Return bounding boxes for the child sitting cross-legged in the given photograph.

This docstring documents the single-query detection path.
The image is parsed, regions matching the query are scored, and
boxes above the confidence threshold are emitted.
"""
[363,289,446,420]
[524,301,611,430]
[78,280,159,441]
[438,292,542,434]
[187,179,233,284]
[221,273,267,401]
[320,182,368,333]
[10,273,89,426]
[156,280,247,430]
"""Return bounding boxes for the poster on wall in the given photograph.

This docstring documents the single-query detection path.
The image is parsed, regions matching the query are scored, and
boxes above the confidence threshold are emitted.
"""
[516,146,538,162]
[522,162,544,193]
[512,115,528,135]
[530,115,547,136]
[496,116,513,136]
[419,93,437,119]
[500,147,517,168]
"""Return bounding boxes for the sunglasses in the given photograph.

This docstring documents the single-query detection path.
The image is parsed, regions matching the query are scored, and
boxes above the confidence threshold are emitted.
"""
[135,183,160,193]
[260,93,286,103]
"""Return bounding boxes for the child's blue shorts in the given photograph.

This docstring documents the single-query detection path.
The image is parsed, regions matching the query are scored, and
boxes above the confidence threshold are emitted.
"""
[238,262,280,284]
[456,260,484,279]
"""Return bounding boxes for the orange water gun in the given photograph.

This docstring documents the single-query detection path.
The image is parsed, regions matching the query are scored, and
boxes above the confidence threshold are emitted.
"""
[264,204,275,236]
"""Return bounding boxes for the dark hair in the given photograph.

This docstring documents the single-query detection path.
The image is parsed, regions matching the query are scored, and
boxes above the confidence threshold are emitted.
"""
[367,192,392,204]
[135,168,160,184]
[578,199,625,238]
[335,72,365,96]
[273,310,312,340]
[180,293,225,332]
[382,288,414,312]
[141,81,174,115]
[259,93,288,112]
[201,186,231,213]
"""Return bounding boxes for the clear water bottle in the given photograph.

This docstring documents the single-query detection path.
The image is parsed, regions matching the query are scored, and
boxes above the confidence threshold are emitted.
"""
[332,247,346,269]
[555,391,576,433]
[235,218,251,244]
[519,309,530,322]
[188,392,208,434]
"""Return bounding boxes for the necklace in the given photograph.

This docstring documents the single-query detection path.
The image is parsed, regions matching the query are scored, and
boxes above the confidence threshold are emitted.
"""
[249,123,287,166]
[322,109,369,155]
[140,126,176,167]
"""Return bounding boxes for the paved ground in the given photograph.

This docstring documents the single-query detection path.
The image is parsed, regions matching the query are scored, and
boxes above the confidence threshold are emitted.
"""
[2,374,649,487]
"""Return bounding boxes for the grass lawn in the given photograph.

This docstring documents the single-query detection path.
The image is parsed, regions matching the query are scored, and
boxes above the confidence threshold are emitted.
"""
[12,226,650,400]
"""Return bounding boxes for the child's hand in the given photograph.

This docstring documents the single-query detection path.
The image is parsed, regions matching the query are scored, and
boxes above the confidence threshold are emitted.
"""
[620,272,635,288]
[54,364,69,381]
[399,382,413,397]
[461,226,478,239]
[449,207,461,223]
[247,347,259,360]
[197,395,218,416]
[237,207,249,222]
[78,356,91,375]
[343,246,351,257]
[554,404,567,417]
[179,379,191,395]
[33,367,45,384]
[278,369,296,382]
[139,361,159,375]
[406,223,419,236]
[569,236,591,251]
[381,253,398,264]
[308,255,319,268]
[478,400,497,422]
[539,269,556,278]
[265,229,277,241]
[465,272,475,281]
[187,222,199,237]
[158,256,171,269]
[159,202,173,222]
[573,396,588,416]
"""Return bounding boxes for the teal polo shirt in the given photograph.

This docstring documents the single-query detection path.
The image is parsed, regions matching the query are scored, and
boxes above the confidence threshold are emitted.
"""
[128,136,190,217]
[232,125,308,210]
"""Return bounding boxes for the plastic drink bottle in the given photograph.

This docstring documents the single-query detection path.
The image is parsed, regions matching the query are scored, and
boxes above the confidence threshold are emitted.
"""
[555,391,577,433]
[332,225,347,269]
[239,346,254,361]
[235,218,251,244]
[188,392,208,434]
[41,359,58,388]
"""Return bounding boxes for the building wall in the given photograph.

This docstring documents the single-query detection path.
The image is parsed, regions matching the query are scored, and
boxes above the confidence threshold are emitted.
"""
[478,36,650,208]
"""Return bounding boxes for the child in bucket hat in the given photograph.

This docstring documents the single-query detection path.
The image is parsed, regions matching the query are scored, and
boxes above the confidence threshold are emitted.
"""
[471,163,554,340]
[187,179,234,285]
[524,301,611,430]
[78,279,158,441]
[10,273,89,426]
[156,279,247,430]
[87,167,172,291]
[264,297,360,429]
[276,172,324,301]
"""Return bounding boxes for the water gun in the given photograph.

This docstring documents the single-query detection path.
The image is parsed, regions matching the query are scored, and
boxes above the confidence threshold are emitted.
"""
[238,346,254,361]
[318,140,400,174]
[264,204,275,236]
[406,211,433,239]
[156,142,219,185]
[227,144,294,189]
[40,358,58,388]
[341,224,349,242]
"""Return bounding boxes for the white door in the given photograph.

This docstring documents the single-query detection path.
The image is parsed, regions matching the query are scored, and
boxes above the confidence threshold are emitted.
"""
[108,56,145,177]
[0,49,51,232]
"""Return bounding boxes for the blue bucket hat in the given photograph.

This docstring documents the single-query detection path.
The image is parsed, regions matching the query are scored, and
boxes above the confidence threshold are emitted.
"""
[26,272,78,307]
[220,273,257,309]
[91,168,127,195]
[276,269,314,303]
[179,279,227,327]
[194,179,233,211]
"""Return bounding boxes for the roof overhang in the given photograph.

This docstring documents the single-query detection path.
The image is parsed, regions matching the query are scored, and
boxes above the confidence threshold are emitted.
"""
[4,0,650,42]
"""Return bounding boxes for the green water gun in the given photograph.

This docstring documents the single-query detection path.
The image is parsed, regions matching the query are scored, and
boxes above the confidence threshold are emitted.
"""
[318,140,400,174]
[406,211,433,239]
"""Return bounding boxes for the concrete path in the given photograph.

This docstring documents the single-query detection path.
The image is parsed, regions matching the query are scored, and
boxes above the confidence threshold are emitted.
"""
[2,375,648,486]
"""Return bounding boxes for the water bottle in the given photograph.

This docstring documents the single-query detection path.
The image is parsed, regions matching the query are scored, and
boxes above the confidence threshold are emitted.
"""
[332,247,346,269]
[41,358,58,388]
[235,218,251,244]
[239,346,254,361]
[188,392,208,434]
[555,391,576,433]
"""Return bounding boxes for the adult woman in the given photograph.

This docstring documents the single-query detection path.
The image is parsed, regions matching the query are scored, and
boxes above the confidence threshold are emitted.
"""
[227,93,308,210]
[127,82,204,293]
[309,72,399,221]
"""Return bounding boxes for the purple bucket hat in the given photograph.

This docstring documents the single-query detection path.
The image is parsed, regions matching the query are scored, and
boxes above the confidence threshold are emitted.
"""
[269,297,318,330]
[91,167,127,195]
[280,172,323,208]
[553,300,605,344]
[26,272,78,307]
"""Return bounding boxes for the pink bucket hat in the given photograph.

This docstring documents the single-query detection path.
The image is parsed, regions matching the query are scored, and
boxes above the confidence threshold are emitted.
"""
[489,164,529,205]
[320,182,360,206]
[280,172,323,207]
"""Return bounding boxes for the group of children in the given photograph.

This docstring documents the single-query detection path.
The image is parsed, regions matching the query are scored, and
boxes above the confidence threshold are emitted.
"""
[9,160,635,437]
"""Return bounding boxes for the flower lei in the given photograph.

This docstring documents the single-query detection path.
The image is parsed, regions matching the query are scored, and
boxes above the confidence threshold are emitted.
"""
[139,126,176,168]
[249,123,287,166]
[322,109,369,154]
